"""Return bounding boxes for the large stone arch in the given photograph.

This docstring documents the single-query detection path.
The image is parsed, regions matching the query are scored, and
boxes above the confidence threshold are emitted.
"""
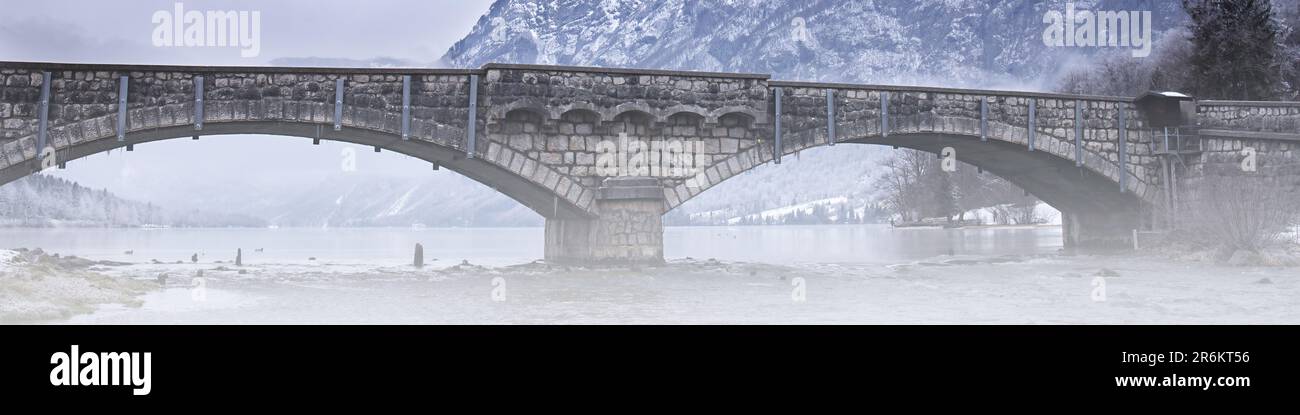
[668,112,1154,204]
[0,118,594,220]
[665,111,1155,250]
[0,65,601,220]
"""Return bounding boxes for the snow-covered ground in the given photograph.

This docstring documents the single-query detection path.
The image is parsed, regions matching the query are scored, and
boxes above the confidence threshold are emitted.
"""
[0,250,18,272]
[719,196,850,224]
[4,223,1297,324]
[0,249,154,322]
[964,202,1062,226]
[35,252,1300,325]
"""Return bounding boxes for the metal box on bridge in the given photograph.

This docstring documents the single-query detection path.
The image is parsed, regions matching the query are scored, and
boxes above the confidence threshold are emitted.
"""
[1136,91,1201,155]
[1134,91,1196,129]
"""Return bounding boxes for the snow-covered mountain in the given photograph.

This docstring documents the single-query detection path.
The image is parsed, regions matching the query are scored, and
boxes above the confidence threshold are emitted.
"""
[443,0,1187,88]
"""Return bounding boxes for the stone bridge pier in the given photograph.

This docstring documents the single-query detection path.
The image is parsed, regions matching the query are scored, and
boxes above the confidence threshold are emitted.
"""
[1062,207,1140,251]
[544,177,665,264]
[477,64,774,265]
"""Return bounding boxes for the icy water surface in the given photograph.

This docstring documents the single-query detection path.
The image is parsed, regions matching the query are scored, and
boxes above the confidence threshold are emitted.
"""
[2,225,1296,324]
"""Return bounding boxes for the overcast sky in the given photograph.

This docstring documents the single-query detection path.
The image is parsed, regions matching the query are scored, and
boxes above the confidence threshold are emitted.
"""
[0,0,494,66]
[1,0,497,198]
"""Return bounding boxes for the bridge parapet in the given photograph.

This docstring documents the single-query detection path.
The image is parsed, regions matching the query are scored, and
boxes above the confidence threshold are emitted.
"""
[1191,101,1300,181]
[1197,100,1300,135]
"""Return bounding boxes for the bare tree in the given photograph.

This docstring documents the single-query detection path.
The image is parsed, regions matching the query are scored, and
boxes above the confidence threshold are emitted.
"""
[879,150,934,222]
[879,150,1041,224]
[1179,174,1300,252]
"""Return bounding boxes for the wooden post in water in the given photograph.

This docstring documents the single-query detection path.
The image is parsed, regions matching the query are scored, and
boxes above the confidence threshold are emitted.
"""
[235,248,243,266]
[414,243,424,268]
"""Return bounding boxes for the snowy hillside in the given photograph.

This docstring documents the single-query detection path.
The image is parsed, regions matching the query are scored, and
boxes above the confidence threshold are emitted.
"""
[0,175,264,228]
[443,0,1187,88]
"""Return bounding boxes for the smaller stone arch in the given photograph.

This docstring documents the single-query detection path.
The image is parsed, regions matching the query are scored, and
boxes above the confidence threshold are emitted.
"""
[716,111,758,128]
[664,112,706,138]
[609,109,656,137]
[658,104,710,124]
[557,108,601,137]
[713,111,760,146]
[503,107,548,118]
[500,107,547,135]
[559,108,601,123]
[709,106,767,125]
[665,111,706,125]
[556,103,602,121]
[488,98,554,124]
[604,102,657,124]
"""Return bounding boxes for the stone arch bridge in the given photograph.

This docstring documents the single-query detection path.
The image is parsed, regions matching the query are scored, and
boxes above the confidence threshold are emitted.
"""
[1,62,1297,263]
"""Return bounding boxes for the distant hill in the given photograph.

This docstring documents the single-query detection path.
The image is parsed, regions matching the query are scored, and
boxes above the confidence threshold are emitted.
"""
[253,172,541,228]
[0,175,265,228]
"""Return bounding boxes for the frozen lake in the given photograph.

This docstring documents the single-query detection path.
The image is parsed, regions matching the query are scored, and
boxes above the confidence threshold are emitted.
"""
[2,225,1296,324]
[0,224,1062,267]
